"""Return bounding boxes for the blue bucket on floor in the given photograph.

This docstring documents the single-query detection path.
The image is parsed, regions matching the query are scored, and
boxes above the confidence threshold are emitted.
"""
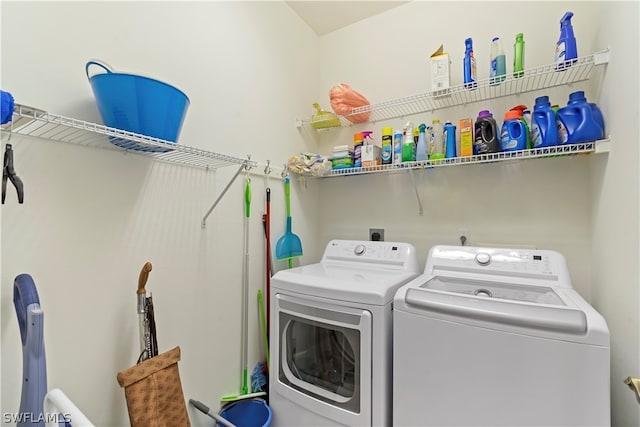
[219,399,272,427]
[85,60,190,147]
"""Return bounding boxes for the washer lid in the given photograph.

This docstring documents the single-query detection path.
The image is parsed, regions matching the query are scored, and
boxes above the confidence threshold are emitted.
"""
[272,263,419,305]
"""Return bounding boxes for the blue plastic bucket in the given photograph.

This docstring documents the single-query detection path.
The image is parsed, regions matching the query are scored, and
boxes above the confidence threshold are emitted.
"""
[219,399,272,427]
[85,60,190,148]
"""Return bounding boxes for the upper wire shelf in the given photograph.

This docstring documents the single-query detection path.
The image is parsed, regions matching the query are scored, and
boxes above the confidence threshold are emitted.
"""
[1,104,256,170]
[297,50,610,129]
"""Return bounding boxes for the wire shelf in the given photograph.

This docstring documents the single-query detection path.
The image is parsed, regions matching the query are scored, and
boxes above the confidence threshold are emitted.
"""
[1,104,255,170]
[298,50,609,129]
[319,140,610,178]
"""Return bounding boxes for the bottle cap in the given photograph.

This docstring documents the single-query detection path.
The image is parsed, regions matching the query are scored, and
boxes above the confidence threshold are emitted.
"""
[432,118,441,123]
[516,33,524,41]
[504,110,522,121]
[382,127,393,135]
[419,123,426,132]
[354,132,363,142]
[477,110,492,119]
[534,96,550,105]
[361,131,373,140]
[492,37,499,42]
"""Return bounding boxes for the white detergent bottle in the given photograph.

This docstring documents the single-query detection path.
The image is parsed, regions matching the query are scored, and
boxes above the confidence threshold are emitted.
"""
[429,118,445,160]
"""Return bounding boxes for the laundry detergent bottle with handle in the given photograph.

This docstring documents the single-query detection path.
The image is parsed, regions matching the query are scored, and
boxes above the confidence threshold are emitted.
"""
[556,12,578,69]
[474,110,500,154]
[501,110,528,152]
[566,90,605,136]
[444,121,457,158]
[557,91,605,144]
[531,96,560,148]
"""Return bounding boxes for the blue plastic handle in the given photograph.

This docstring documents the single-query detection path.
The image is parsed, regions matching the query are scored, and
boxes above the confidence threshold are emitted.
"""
[13,274,40,346]
[85,60,113,80]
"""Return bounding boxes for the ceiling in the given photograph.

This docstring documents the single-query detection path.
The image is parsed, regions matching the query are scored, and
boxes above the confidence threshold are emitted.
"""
[286,1,409,36]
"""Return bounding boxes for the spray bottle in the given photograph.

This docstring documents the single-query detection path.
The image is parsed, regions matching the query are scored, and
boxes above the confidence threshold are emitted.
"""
[463,37,477,89]
[556,12,577,69]
[416,124,428,161]
[402,121,415,162]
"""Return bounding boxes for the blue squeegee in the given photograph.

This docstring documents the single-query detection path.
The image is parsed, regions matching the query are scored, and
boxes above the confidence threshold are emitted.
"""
[14,274,47,427]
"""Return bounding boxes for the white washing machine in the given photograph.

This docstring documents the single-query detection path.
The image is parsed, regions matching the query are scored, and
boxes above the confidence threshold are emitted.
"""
[270,239,420,426]
[393,245,610,427]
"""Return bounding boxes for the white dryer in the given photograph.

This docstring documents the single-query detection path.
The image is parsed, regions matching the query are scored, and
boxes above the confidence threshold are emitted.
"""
[393,245,610,427]
[270,239,419,426]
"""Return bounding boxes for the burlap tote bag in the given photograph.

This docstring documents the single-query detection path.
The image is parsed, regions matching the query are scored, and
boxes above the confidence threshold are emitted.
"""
[117,346,190,427]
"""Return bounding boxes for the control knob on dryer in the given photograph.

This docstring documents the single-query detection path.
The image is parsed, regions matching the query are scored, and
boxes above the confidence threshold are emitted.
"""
[475,252,491,265]
[354,244,366,256]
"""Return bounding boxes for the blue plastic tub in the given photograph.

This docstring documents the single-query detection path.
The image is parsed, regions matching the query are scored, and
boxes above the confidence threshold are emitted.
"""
[85,60,189,151]
[219,399,272,427]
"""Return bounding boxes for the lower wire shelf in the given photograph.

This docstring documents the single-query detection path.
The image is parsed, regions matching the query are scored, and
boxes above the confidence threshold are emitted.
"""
[319,140,610,178]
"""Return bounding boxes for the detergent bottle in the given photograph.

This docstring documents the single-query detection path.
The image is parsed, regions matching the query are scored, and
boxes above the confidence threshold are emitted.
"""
[556,12,578,69]
[402,121,416,162]
[490,37,506,85]
[501,110,528,152]
[531,96,560,148]
[444,121,457,158]
[429,119,445,160]
[509,105,531,149]
[566,90,605,136]
[557,91,605,144]
[416,124,428,161]
[474,110,500,154]
[464,38,477,89]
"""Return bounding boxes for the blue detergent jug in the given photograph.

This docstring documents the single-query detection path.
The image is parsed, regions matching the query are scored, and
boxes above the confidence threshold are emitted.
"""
[531,96,560,148]
[501,110,528,151]
[557,91,605,144]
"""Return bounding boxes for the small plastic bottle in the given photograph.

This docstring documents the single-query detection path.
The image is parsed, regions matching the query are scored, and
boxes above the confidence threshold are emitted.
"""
[429,118,445,160]
[402,122,416,162]
[514,33,525,78]
[393,130,403,164]
[444,121,457,158]
[353,132,363,167]
[381,127,393,165]
[464,37,477,89]
[416,124,428,161]
[490,37,506,85]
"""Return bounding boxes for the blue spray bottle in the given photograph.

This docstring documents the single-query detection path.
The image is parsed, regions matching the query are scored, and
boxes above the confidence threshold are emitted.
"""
[464,38,477,89]
[556,12,577,69]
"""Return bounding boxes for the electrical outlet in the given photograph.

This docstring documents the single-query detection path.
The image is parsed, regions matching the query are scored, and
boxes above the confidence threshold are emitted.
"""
[369,228,385,241]
[458,228,470,246]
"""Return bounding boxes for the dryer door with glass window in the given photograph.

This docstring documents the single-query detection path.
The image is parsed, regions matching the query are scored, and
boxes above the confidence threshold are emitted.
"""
[273,293,372,426]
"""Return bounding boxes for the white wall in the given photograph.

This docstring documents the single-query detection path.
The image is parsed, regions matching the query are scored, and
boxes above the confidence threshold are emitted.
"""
[1,2,321,426]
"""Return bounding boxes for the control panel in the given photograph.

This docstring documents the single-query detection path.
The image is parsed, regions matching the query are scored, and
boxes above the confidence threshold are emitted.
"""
[425,245,572,286]
[322,240,419,272]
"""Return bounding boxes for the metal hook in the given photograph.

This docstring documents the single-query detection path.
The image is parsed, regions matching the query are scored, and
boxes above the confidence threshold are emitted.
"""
[264,160,272,176]
[281,163,288,179]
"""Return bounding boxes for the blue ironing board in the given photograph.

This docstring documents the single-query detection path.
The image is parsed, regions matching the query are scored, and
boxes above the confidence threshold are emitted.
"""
[14,274,47,427]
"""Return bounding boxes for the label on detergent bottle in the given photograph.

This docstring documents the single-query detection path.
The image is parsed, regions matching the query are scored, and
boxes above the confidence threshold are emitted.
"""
[558,119,568,144]
[530,121,542,147]
[501,127,518,151]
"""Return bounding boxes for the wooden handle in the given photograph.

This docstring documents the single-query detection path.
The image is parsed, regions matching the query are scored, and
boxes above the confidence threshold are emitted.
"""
[137,262,153,295]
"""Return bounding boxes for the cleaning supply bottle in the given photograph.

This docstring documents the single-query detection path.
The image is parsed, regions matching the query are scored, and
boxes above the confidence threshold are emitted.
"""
[353,132,363,167]
[393,130,403,164]
[501,110,528,152]
[444,121,457,158]
[556,12,578,69]
[463,38,477,89]
[531,96,560,148]
[513,33,525,78]
[566,90,605,135]
[557,91,605,144]
[402,121,415,162]
[416,124,428,161]
[510,104,532,148]
[429,118,445,160]
[474,110,500,154]
[381,127,393,165]
[490,37,506,85]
